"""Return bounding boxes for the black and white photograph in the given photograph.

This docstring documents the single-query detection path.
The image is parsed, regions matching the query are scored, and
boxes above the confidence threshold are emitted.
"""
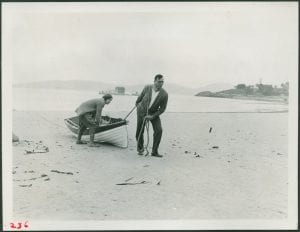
[2,1,298,230]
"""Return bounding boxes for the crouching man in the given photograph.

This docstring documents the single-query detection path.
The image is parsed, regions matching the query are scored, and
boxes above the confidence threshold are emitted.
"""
[75,94,113,147]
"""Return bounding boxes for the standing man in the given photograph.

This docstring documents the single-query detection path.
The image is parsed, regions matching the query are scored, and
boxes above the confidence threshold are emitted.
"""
[75,94,113,147]
[135,74,168,157]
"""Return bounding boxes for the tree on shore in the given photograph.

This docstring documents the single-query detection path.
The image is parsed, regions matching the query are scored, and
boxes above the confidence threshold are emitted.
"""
[256,83,274,96]
[235,84,247,90]
[233,82,289,96]
[281,82,289,95]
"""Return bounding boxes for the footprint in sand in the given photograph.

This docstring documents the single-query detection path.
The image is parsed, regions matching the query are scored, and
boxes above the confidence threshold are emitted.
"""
[14,173,49,182]
[51,170,74,175]
[19,184,32,187]
[193,152,203,158]
[24,170,35,173]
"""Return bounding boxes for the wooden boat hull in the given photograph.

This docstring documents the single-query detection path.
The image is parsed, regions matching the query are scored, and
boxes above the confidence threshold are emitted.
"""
[64,116,128,148]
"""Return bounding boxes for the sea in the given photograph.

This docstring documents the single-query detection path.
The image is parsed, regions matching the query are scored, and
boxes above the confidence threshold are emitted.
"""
[13,87,288,113]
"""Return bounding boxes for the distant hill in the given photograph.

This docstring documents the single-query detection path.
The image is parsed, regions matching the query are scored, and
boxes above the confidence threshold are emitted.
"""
[194,83,234,93]
[13,80,234,95]
[126,83,198,95]
[13,80,198,95]
[13,80,115,92]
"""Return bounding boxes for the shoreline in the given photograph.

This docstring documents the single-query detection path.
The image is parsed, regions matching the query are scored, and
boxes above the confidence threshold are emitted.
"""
[13,109,289,114]
[195,95,288,104]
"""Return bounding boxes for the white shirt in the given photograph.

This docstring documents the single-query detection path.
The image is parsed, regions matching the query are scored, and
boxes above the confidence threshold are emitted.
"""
[149,87,159,108]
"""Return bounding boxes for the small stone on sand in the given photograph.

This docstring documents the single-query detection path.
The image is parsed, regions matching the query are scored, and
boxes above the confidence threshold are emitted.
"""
[13,133,19,142]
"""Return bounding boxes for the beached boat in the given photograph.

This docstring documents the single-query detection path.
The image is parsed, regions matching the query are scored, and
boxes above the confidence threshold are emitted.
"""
[64,116,128,148]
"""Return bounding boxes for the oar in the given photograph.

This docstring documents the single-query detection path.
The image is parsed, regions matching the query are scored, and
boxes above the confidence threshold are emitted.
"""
[123,105,137,120]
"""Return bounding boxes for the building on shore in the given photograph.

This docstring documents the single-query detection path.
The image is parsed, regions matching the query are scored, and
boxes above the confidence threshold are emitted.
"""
[115,87,125,95]
[99,86,140,96]
[99,86,128,95]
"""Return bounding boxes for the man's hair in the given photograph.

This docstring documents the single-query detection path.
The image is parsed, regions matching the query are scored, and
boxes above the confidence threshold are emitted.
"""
[103,93,113,101]
[154,74,164,81]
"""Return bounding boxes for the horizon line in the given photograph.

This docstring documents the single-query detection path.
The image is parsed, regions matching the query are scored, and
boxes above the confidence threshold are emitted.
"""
[12,79,288,89]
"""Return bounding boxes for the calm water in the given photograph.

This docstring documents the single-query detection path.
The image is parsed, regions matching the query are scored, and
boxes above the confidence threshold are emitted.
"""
[13,87,288,113]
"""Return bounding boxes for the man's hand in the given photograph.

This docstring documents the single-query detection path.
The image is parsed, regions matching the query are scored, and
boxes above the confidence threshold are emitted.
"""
[144,115,153,120]
[90,119,97,125]
[94,118,102,125]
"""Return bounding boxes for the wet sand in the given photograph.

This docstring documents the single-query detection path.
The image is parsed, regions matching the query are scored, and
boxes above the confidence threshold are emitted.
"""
[12,110,288,220]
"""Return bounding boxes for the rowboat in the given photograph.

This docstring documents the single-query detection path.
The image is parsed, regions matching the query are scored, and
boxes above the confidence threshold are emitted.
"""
[64,116,128,148]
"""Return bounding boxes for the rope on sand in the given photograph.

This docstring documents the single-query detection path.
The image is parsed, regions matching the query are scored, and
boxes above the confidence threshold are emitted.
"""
[137,117,150,156]
[144,119,150,156]
[124,124,129,148]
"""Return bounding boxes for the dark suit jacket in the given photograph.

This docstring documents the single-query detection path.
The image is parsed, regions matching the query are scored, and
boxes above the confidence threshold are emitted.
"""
[136,85,168,119]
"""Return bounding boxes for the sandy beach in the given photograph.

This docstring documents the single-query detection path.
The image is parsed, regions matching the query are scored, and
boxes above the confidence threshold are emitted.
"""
[12,110,288,220]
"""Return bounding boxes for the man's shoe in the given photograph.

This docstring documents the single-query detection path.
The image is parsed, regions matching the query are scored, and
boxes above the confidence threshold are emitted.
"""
[151,152,163,158]
[76,140,87,144]
[137,149,144,155]
[88,142,101,147]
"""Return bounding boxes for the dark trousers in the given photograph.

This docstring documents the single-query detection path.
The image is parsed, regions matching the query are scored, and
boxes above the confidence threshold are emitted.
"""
[77,112,97,142]
[136,114,163,154]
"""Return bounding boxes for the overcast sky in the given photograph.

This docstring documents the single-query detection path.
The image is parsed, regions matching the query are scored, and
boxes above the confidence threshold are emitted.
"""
[3,2,298,88]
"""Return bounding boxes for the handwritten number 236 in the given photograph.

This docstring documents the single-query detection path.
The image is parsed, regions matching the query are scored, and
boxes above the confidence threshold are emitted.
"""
[10,221,29,229]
